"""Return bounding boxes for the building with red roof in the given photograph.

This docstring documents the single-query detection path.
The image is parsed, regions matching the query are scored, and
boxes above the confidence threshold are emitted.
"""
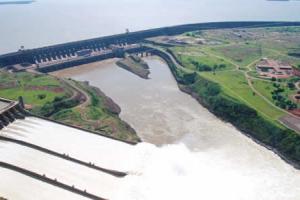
[256,58,293,79]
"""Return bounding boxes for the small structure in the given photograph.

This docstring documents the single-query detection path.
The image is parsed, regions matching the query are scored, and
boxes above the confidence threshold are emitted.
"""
[6,63,33,72]
[110,45,125,58]
[293,69,300,77]
[256,58,293,79]
[76,49,92,57]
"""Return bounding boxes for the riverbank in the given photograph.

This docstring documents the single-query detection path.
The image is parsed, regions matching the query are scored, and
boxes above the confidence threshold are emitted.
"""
[0,70,140,143]
[150,47,300,169]
[180,84,300,169]
[49,80,140,143]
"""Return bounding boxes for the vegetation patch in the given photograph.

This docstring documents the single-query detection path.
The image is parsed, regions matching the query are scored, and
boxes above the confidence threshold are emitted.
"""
[171,46,234,71]
[176,70,300,167]
[52,81,140,143]
[253,80,297,109]
[0,71,67,107]
[0,70,140,143]
[211,44,262,66]
[200,71,285,121]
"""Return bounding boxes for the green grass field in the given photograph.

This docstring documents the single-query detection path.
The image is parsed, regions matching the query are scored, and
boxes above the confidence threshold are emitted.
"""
[200,71,285,121]
[167,26,300,125]
[0,71,66,106]
[252,79,297,103]
[0,88,64,106]
[209,44,262,66]
[171,46,235,71]
[27,75,61,87]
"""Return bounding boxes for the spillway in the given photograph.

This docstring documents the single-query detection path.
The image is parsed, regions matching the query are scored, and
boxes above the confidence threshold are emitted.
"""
[0,139,123,198]
[0,117,135,200]
[0,167,90,200]
[0,118,133,171]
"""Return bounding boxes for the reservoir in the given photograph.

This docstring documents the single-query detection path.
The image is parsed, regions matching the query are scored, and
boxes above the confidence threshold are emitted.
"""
[50,57,300,200]
[1,0,300,54]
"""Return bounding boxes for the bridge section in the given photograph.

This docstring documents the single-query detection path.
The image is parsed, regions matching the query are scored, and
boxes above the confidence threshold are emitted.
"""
[1,21,300,67]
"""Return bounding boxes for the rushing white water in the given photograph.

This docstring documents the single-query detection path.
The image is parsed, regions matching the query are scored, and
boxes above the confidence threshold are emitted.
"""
[1,116,300,200]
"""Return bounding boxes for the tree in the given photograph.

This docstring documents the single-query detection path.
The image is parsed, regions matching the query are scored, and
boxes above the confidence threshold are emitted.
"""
[183,72,197,85]
[288,82,296,90]
[219,64,226,69]
[273,83,280,88]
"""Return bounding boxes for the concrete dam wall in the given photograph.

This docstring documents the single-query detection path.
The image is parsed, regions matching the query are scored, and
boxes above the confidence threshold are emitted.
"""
[1,21,300,67]
[37,45,150,73]
[0,97,26,129]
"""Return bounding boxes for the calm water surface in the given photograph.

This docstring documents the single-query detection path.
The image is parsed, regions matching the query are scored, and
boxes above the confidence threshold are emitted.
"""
[0,0,300,53]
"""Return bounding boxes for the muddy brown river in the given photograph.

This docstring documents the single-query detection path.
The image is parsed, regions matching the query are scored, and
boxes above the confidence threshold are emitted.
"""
[51,57,300,199]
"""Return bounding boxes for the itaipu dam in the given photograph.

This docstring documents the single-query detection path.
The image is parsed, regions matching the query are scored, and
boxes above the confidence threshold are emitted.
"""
[1,21,300,200]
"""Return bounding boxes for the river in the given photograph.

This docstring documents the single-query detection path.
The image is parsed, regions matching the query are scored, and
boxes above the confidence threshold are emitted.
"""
[0,0,300,54]
[50,57,300,200]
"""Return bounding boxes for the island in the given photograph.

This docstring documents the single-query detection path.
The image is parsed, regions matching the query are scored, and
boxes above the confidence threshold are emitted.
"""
[0,1,35,5]
[116,54,150,79]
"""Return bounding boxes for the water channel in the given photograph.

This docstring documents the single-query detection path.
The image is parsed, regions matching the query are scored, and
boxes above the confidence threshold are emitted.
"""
[51,57,300,200]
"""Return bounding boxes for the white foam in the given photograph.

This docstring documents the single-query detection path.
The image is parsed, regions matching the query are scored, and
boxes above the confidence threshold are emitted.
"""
[115,143,300,200]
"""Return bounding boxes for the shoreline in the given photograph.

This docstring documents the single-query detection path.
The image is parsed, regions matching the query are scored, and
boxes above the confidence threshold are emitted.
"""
[179,86,300,170]
[49,59,141,144]
[49,53,300,170]
[154,50,300,170]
